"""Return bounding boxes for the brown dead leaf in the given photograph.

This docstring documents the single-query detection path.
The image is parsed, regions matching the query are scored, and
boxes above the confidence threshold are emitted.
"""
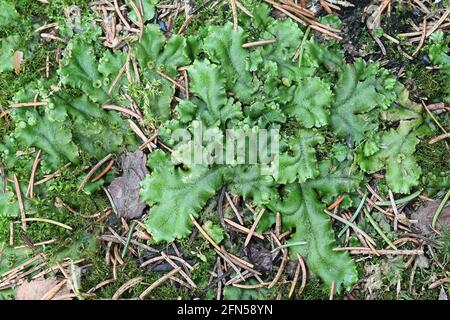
[411,200,450,235]
[13,51,24,75]
[107,150,149,220]
[242,243,273,273]
[16,277,71,300]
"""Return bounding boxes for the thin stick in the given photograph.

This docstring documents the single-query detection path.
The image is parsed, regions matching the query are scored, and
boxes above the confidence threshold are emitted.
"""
[429,132,450,144]
[34,163,71,186]
[329,280,335,300]
[230,0,238,32]
[224,218,264,240]
[103,104,142,120]
[114,0,131,29]
[41,279,67,300]
[91,159,115,183]
[288,258,301,298]
[177,15,193,35]
[325,210,376,246]
[334,247,423,255]
[225,192,244,224]
[388,189,399,231]
[242,39,276,48]
[161,252,196,288]
[129,0,144,40]
[112,277,143,300]
[13,174,27,231]
[78,154,112,191]
[23,218,72,230]
[139,268,181,299]
[268,245,288,289]
[244,208,265,247]
[426,9,450,38]
[190,214,245,280]
[9,101,47,108]
[87,278,115,293]
[338,193,367,238]
[363,209,397,250]
[296,253,307,295]
[422,101,448,135]
[156,70,186,91]
[108,50,130,94]
[27,150,41,198]
[412,18,427,56]
[235,1,254,18]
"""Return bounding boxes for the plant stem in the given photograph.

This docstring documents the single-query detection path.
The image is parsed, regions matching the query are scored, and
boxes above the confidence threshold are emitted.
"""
[338,193,367,238]
[432,189,450,229]
[375,190,422,206]
[364,209,398,250]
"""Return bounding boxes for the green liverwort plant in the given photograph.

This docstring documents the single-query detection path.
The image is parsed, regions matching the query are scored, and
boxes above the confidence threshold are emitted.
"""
[137,3,432,293]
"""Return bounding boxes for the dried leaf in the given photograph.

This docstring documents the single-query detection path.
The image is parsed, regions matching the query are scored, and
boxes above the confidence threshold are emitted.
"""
[16,277,71,300]
[12,50,23,75]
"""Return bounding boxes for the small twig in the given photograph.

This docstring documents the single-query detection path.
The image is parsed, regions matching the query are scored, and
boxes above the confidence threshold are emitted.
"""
[268,234,288,289]
[325,210,376,246]
[225,192,244,224]
[177,15,193,35]
[108,49,130,94]
[112,277,143,300]
[429,132,450,144]
[334,247,423,255]
[9,101,47,108]
[190,214,245,280]
[103,104,142,120]
[91,159,115,183]
[244,208,265,247]
[338,193,367,238]
[121,221,137,259]
[412,18,427,57]
[161,252,197,288]
[230,0,238,32]
[26,150,41,198]
[235,1,253,18]
[156,70,186,91]
[13,174,27,231]
[34,163,72,186]
[41,279,68,300]
[242,39,276,48]
[139,268,181,300]
[224,218,264,239]
[288,257,301,298]
[23,218,72,230]
[363,209,397,250]
[329,280,335,300]
[388,190,399,231]
[129,0,144,40]
[40,33,67,43]
[78,154,113,191]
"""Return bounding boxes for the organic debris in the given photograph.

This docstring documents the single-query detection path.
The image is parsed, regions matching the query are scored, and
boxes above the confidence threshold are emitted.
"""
[107,150,149,220]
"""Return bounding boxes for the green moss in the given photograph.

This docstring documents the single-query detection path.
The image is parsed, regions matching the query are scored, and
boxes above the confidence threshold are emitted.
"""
[296,277,329,300]
[416,114,450,177]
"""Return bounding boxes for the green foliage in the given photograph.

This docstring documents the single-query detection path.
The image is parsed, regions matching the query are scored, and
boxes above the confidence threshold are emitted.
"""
[277,130,324,183]
[428,31,450,103]
[0,0,18,28]
[134,25,190,121]
[138,3,437,292]
[285,77,333,128]
[140,150,224,242]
